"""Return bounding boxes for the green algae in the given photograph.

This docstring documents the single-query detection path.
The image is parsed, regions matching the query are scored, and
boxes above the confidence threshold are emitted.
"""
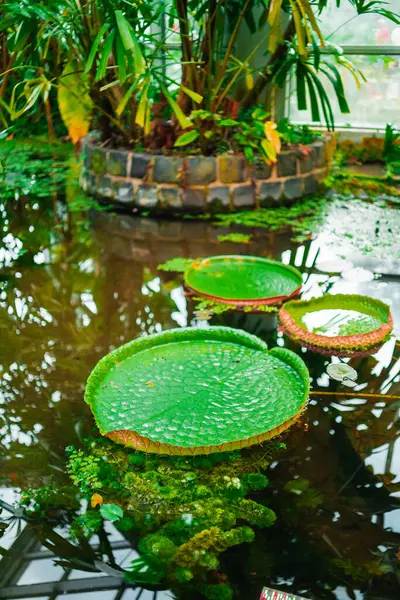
[213,195,330,239]
[217,233,253,244]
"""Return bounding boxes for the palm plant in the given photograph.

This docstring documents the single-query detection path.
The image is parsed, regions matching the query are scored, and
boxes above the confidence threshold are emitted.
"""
[0,0,398,149]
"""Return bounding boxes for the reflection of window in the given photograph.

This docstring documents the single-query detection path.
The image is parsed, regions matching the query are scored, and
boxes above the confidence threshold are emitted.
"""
[288,2,400,129]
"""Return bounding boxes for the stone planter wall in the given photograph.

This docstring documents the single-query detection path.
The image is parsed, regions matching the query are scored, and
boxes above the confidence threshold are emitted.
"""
[81,134,334,213]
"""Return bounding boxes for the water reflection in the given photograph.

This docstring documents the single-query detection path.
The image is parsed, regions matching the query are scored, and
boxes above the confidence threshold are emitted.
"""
[0,201,400,600]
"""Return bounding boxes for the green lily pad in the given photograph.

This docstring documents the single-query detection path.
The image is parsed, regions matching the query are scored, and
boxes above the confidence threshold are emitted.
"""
[184,256,302,306]
[85,327,309,455]
[279,294,393,357]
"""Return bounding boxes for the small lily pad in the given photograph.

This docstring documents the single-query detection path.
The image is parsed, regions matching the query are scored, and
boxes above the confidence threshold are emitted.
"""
[184,256,302,306]
[279,294,393,357]
[85,327,309,455]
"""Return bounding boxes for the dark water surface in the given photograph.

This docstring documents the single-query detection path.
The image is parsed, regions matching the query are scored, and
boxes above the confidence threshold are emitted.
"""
[1,196,400,600]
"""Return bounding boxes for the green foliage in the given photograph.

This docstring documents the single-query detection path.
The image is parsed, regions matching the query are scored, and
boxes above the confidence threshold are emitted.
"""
[61,437,283,587]
[19,485,80,516]
[383,124,400,167]
[99,503,123,521]
[217,233,252,244]
[70,510,103,541]
[0,140,73,199]
[201,583,233,600]
[157,257,197,273]
[338,136,385,164]
[277,119,321,146]
[3,0,397,144]
[66,447,103,493]
[284,478,324,509]
[193,297,278,316]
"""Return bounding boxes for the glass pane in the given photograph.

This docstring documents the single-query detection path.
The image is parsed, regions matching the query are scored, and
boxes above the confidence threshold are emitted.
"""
[288,55,400,129]
[319,0,400,46]
[17,558,65,585]
[63,592,115,600]
[13,597,49,600]
[68,568,108,580]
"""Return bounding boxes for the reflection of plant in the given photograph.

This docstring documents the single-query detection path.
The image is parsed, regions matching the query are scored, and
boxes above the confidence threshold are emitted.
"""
[19,437,282,590]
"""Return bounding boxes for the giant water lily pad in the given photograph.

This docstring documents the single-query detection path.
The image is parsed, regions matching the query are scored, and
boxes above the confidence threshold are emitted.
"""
[85,327,309,455]
[184,256,302,306]
[279,294,393,357]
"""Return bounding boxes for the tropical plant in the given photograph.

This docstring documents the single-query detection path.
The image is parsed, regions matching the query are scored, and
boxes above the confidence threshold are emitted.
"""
[0,0,399,149]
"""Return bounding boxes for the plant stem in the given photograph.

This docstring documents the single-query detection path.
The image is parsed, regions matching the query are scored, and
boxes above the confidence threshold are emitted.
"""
[44,98,56,142]
[310,391,400,400]
[217,0,251,81]
[175,0,195,91]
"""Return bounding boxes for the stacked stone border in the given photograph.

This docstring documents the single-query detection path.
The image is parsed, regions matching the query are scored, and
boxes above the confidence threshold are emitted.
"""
[81,134,335,213]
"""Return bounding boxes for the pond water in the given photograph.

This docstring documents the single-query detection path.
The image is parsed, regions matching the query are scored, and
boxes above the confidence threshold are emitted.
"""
[1,191,400,600]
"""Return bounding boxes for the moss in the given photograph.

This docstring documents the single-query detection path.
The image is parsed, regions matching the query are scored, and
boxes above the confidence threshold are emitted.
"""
[60,438,282,588]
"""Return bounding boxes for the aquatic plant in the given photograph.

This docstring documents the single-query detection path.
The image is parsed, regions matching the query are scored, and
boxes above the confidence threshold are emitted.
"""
[0,140,73,200]
[63,438,282,587]
[192,297,278,317]
[184,257,302,306]
[84,327,310,454]
[157,257,197,273]
[279,294,393,357]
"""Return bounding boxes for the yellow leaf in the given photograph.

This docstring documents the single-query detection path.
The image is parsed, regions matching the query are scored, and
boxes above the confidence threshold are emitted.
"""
[261,138,277,164]
[91,493,103,508]
[267,0,283,27]
[289,0,307,58]
[135,80,150,129]
[267,0,284,53]
[303,0,325,47]
[58,61,93,144]
[264,121,281,155]
[245,73,254,90]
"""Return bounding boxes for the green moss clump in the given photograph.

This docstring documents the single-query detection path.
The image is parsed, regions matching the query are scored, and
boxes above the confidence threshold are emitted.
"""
[62,438,283,588]
[20,484,80,517]
[20,438,283,592]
